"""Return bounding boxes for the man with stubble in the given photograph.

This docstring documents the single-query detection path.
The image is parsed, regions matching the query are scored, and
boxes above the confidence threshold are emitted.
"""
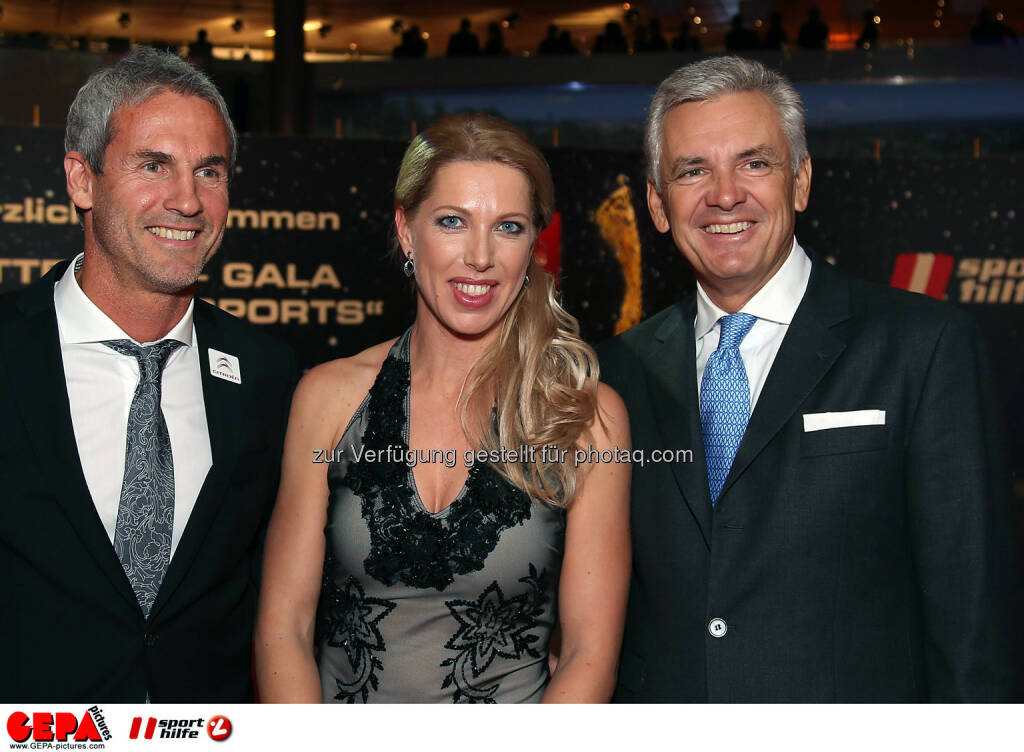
[0,46,297,702]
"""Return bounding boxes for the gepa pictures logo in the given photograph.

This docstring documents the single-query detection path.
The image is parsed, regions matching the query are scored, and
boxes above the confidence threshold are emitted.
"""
[7,706,110,746]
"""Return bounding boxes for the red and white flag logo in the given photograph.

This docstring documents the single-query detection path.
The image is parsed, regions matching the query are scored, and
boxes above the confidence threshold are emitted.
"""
[889,253,954,299]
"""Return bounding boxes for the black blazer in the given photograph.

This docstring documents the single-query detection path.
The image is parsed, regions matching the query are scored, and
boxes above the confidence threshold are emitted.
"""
[0,261,297,702]
[599,256,1020,702]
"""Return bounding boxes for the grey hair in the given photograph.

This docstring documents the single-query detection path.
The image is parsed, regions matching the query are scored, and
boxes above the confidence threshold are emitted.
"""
[645,56,808,191]
[65,45,237,174]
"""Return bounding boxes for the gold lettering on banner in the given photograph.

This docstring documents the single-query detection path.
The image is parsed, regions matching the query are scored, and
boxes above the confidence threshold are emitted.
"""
[1,198,78,225]
[207,298,385,326]
[226,209,341,230]
[221,262,342,289]
[0,257,64,285]
[593,175,643,334]
[254,264,286,287]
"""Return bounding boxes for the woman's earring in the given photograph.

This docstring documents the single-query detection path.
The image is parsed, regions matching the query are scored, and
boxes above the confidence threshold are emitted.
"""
[403,253,415,278]
[523,274,531,288]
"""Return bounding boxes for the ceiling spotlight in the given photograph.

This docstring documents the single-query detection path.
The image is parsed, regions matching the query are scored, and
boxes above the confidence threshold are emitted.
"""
[319,23,332,38]
[503,12,520,29]
[231,18,243,33]
[117,11,131,28]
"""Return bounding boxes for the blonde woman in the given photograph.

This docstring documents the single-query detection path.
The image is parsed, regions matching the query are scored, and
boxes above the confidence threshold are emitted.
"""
[256,113,630,703]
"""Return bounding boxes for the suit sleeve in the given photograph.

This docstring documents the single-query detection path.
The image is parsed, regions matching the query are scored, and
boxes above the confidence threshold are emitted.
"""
[251,343,301,589]
[905,310,1022,700]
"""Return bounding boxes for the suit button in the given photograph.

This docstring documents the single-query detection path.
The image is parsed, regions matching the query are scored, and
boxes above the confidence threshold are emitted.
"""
[143,632,159,647]
[708,618,728,638]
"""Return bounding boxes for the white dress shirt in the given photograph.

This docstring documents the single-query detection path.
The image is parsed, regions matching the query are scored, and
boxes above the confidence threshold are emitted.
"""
[54,253,213,557]
[695,239,812,411]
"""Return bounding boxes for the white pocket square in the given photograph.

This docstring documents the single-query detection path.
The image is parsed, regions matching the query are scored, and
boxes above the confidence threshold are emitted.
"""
[803,410,886,432]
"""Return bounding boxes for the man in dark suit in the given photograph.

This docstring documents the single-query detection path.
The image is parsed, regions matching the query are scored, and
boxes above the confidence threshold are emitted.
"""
[0,47,296,702]
[599,56,1020,701]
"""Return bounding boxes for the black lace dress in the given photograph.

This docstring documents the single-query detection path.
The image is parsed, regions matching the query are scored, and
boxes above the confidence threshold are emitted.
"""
[317,330,565,703]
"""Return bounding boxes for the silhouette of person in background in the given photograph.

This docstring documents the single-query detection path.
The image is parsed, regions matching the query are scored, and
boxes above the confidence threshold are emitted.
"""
[672,19,701,52]
[856,11,879,50]
[593,21,629,54]
[394,25,427,58]
[798,7,829,49]
[762,12,788,51]
[447,18,481,57]
[634,25,650,53]
[725,14,760,51]
[971,7,1018,46]
[644,19,669,52]
[558,30,578,54]
[189,28,213,70]
[483,22,508,55]
[539,24,561,55]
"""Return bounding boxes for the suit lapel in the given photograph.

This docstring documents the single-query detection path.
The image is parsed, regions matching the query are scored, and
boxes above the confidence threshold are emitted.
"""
[644,297,712,548]
[719,259,851,501]
[154,302,243,615]
[5,262,139,609]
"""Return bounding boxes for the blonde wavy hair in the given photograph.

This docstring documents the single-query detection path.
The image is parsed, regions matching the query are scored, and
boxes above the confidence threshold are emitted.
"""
[394,113,599,508]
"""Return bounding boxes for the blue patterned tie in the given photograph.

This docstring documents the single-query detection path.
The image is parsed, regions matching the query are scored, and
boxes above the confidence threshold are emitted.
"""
[103,339,183,617]
[700,313,757,505]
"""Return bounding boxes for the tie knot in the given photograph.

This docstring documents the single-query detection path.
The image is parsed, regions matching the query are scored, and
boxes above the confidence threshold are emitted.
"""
[717,313,757,349]
[103,339,183,381]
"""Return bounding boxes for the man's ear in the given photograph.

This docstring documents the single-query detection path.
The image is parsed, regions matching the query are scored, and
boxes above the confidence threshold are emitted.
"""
[394,206,414,255]
[793,156,812,212]
[64,152,95,213]
[646,178,670,233]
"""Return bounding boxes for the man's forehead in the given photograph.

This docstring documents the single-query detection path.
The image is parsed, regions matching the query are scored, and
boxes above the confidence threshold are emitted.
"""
[108,93,230,153]
[660,92,785,154]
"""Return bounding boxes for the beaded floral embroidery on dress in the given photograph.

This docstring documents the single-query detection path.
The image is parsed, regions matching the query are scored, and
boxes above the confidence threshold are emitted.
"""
[317,549,397,703]
[440,564,549,703]
[342,332,533,592]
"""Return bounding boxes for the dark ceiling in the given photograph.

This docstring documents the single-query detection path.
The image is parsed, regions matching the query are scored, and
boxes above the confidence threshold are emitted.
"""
[0,0,1008,58]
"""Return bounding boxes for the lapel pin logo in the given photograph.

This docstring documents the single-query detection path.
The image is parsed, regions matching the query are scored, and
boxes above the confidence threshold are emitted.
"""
[208,348,241,384]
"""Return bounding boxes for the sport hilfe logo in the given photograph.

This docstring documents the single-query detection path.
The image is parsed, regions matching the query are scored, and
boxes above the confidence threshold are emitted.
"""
[7,707,111,743]
[127,715,232,742]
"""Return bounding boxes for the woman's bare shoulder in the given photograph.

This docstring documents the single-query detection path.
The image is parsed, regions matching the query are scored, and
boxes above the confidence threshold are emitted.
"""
[289,338,399,443]
[590,381,630,448]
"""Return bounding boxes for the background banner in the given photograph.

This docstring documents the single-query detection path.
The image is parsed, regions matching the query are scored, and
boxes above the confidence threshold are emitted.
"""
[1,127,1020,474]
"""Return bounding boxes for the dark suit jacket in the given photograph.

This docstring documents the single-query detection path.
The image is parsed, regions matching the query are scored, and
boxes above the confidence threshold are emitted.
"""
[0,261,297,702]
[599,255,1020,702]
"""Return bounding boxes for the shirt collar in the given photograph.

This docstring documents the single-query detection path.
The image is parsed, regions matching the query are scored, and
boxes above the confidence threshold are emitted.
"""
[695,238,811,340]
[53,252,195,347]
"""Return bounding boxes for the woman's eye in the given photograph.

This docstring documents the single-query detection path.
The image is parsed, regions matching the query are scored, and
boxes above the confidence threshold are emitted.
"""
[438,215,463,229]
[498,221,523,234]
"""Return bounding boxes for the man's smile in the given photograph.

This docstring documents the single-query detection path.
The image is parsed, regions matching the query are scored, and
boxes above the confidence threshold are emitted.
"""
[146,226,198,241]
[702,221,753,234]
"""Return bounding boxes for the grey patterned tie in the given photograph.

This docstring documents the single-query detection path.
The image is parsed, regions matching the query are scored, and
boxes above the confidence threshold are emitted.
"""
[103,338,183,618]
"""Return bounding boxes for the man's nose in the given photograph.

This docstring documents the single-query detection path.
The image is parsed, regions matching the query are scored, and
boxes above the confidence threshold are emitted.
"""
[164,172,202,216]
[707,170,746,212]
